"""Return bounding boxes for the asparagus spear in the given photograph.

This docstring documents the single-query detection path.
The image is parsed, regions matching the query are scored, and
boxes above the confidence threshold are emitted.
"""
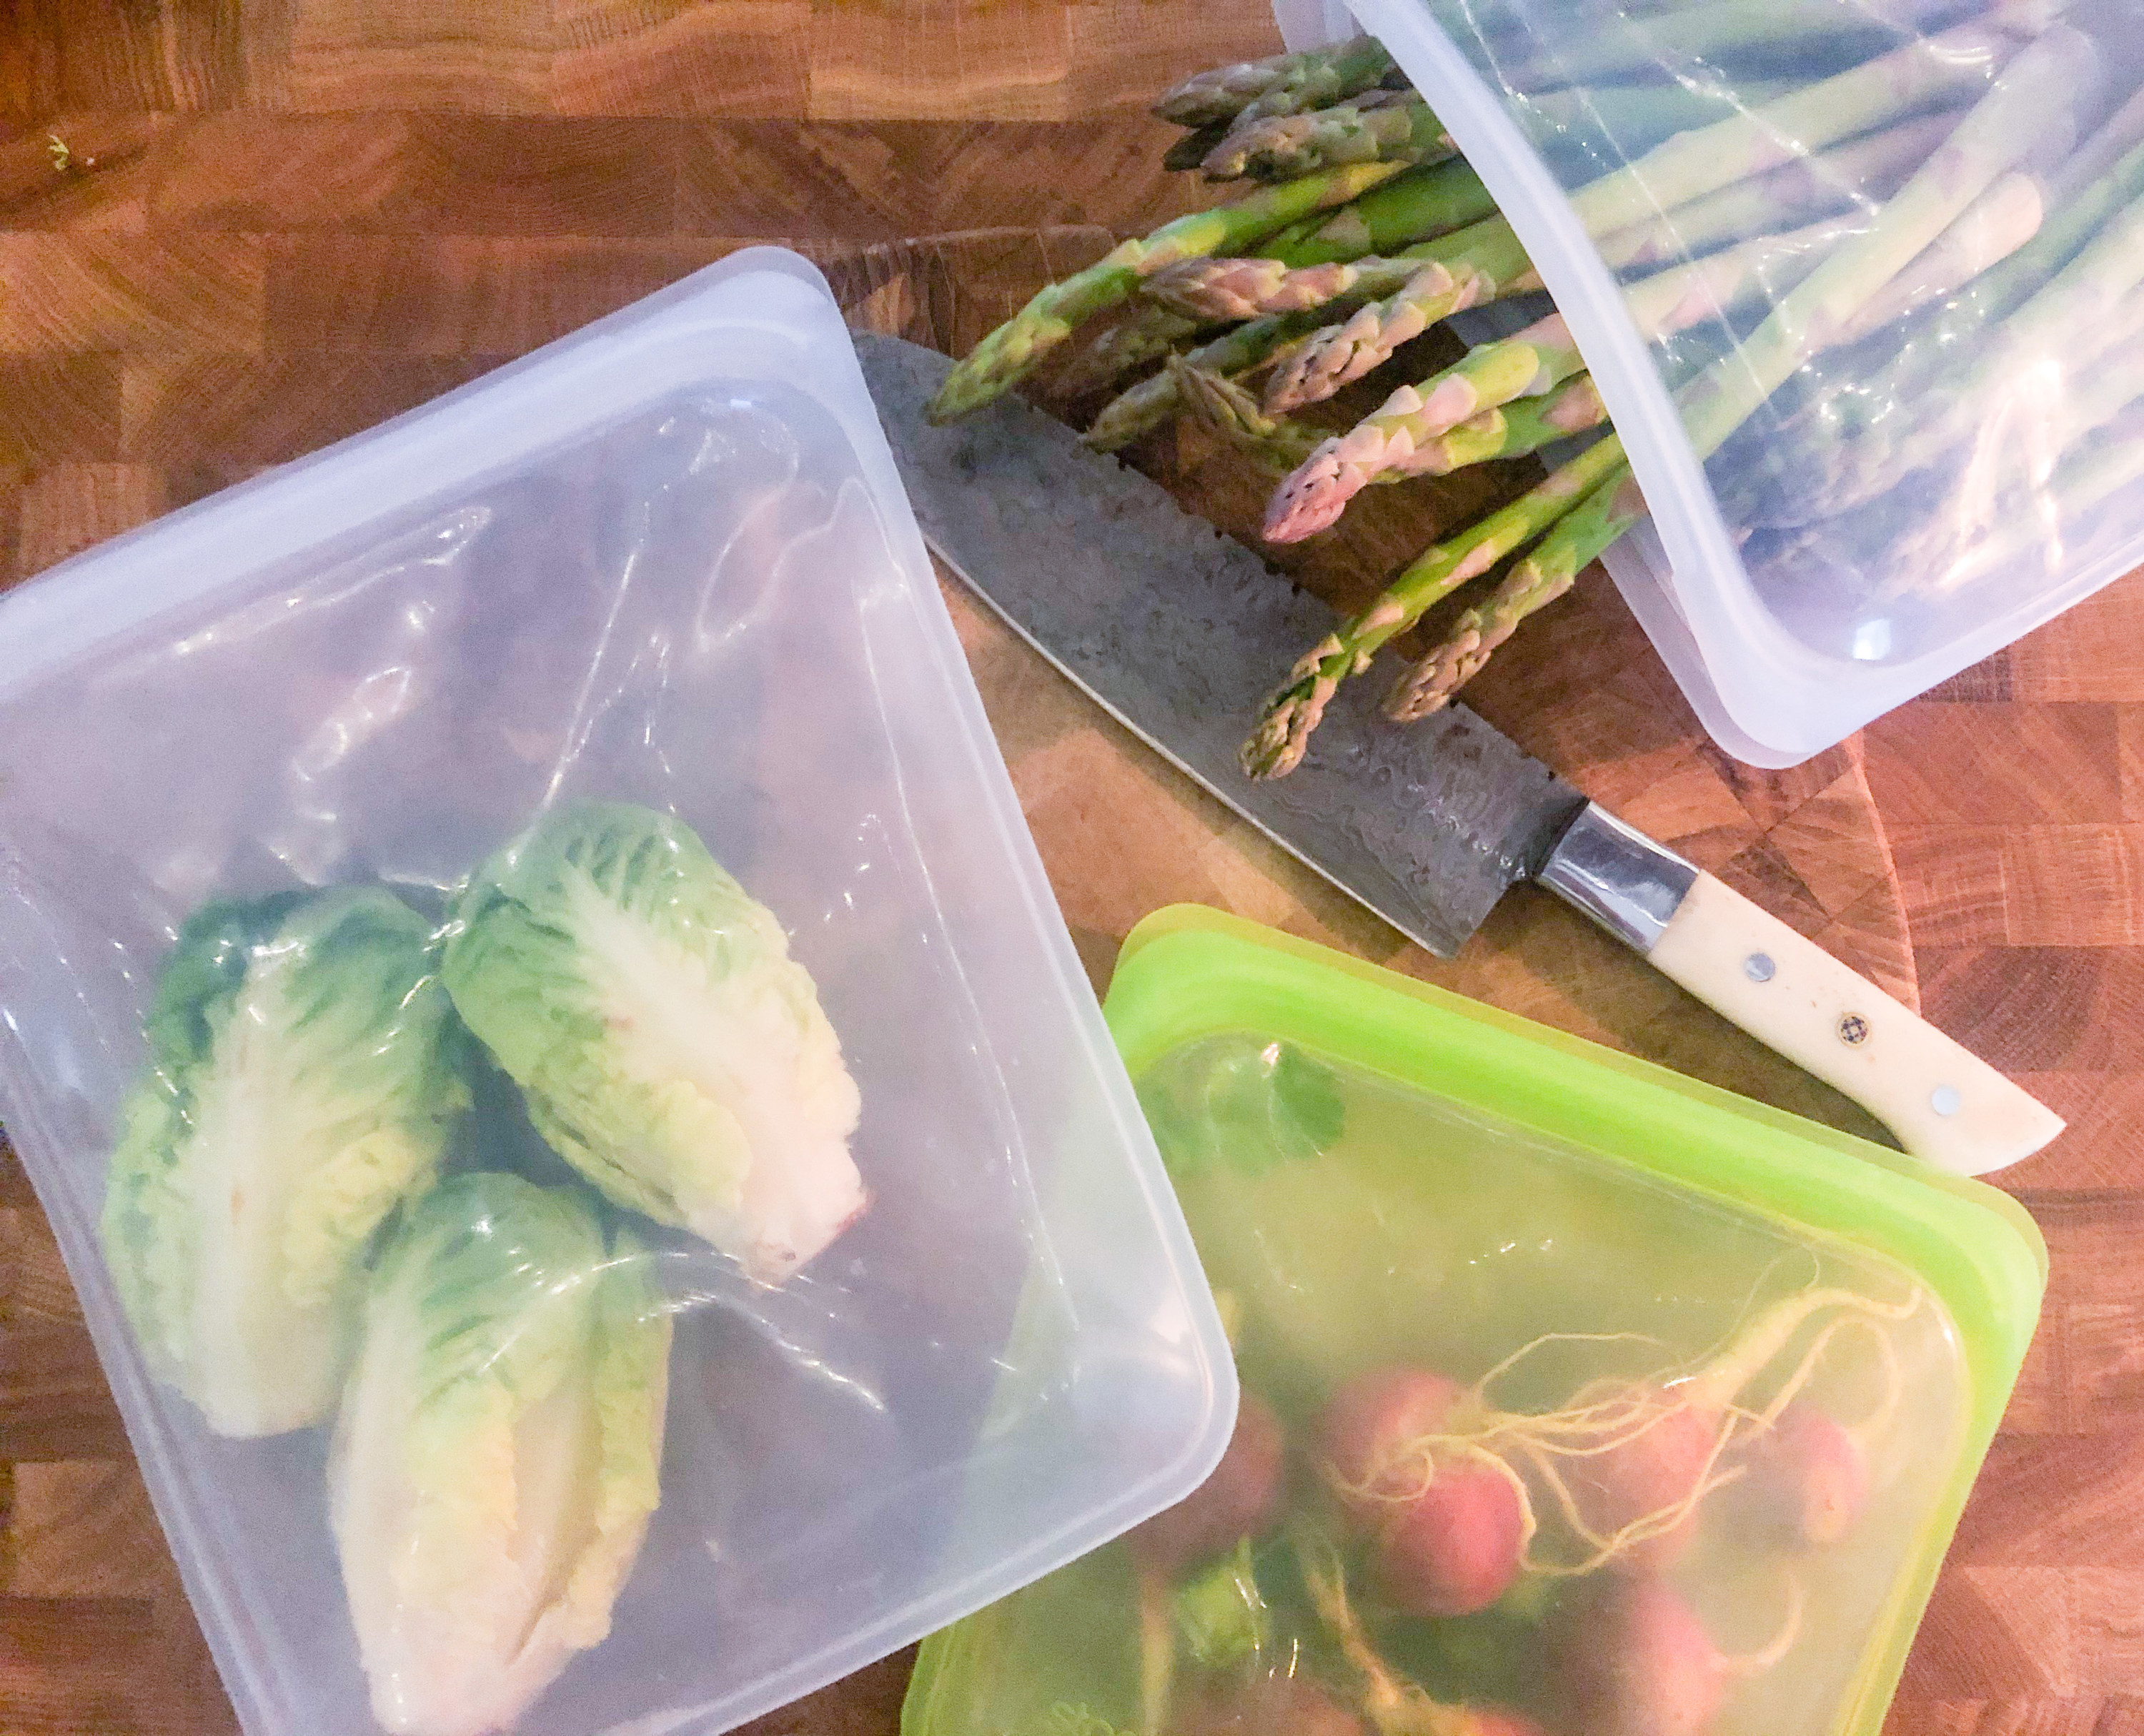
[1264,313,1590,542]
[1084,309,1334,451]
[1520,78,1797,157]
[1564,21,2023,239]
[1591,111,1955,273]
[1893,395,2144,597]
[1674,26,2103,464]
[1261,209,1855,536]
[1171,355,1329,471]
[2048,84,2144,201]
[1781,207,2144,520]
[1265,157,1501,264]
[926,159,1409,423]
[1261,222,1543,411]
[1053,304,1208,395]
[1509,0,1967,90]
[1176,357,1608,477]
[1201,97,1455,182]
[1724,131,2144,523]
[1269,202,1859,425]
[1241,433,1629,778]
[1385,467,1648,719]
[1148,209,1532,322]
[1155,38,1397,129]
[1145,252,1414,322]
[1839,166,2045,339]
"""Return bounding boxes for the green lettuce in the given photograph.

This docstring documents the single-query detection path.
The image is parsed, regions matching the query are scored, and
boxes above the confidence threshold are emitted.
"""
[442,803,865,1284]
[100,888,467,1436]
[330,1171,671,1736]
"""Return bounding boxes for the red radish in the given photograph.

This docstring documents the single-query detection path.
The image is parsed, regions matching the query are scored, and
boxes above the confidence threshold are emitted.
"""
[1552,1577,1729,1736]
[1318,1367,1462,1505]
[1371,1457,1527,1617]
[1564,1392,1722,1572]
[1130,1389,1286,1576]
[1314,1367,1524,1617]
[1175,1675,1366,1736]
[1733,1402,1870,1549]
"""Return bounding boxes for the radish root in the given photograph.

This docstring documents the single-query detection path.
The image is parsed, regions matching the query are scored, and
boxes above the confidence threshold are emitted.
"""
[1328,1284,1920,1576]
[1136,1559,1175,1736]
[1295,1529,1471,1736]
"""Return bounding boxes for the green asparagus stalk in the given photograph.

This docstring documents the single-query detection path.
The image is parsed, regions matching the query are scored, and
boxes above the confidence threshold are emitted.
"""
[1169,357,1329,472]
[1385,467,1647,719]
[1565,20,2024,239]
[1520,78,1797,157]
[1510,0,1957,90]
[1592,112,1955,273]
[1147,206,1532,322]
[2050,84,2144,201]
[1673,26,2102,465]
[1787,204,2144,517]
[1059,304,1206,391]
[1840,166,2045,339]
[1723,131,2144,525]
[1264,313,1589,541]
[1176,357,1608,477]
[1262,157,1501,265]
[1084,310,1331,451]
[1266,206,1852,420]
[1261,209,1855,540]
[1154,38,1397,129]
[1897,395,2144,596]
[1144,252,1416,322]
[1241,433,1629,778]
[1201,97,1455,182]
[1261,222,1542,410]
[926,158,1409,423]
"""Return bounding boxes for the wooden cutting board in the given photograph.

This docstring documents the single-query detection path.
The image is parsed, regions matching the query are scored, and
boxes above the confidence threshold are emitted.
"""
[0,99,1931,1736]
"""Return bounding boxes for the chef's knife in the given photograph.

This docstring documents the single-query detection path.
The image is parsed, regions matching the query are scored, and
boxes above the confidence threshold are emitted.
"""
[855,332,2063,1177]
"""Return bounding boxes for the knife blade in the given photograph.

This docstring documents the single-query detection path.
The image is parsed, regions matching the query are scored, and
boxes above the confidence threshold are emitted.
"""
[856,330,2063,1177]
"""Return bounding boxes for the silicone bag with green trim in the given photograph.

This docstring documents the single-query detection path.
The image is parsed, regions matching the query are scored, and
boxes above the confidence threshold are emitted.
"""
[903,908,2043,1736]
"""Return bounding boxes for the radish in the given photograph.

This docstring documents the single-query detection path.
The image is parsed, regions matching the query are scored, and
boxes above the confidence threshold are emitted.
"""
[1371,1457,1527,1617]
[1316,1367,1524,1617]
[1131,1389,1287,1577]
[1552,1574,1802,1736]
[1561,1393,1721,1572]
[1554,1577,1729,1736]
[1731,1402,1870,1550]
[1319,1367,1463,1504]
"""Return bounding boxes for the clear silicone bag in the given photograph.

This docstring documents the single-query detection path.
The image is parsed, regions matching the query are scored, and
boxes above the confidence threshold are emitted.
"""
[1280,0,2144,763]
[0,249,1234,1736]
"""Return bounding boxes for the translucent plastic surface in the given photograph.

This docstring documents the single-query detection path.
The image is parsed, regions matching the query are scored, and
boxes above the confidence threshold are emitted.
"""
[1317,0,2144,763]
[908,1030,1975,1736]
[0,252,1232,1736]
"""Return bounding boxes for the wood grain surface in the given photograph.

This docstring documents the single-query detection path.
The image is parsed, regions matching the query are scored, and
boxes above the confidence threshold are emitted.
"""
[0,6,2135,1736]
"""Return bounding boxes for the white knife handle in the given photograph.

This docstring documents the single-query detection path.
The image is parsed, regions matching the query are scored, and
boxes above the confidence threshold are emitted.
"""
[1540,804,2063,1176]
[1649,872,2062,1174]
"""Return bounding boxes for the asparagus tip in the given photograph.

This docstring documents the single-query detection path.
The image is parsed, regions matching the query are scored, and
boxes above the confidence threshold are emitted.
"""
[1262,446,1356,542]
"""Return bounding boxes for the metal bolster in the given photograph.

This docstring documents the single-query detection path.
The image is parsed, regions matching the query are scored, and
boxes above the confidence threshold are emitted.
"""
[1537,803,1698,953]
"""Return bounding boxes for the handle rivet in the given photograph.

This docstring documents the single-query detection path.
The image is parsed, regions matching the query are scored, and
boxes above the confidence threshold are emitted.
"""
[1930,1085,1962,1116]
[1837,1013,1870,1046]
[1745,952,1776,983]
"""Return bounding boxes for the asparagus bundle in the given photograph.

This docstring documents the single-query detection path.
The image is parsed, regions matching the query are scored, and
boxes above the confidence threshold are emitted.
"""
[926,17,2136,780]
